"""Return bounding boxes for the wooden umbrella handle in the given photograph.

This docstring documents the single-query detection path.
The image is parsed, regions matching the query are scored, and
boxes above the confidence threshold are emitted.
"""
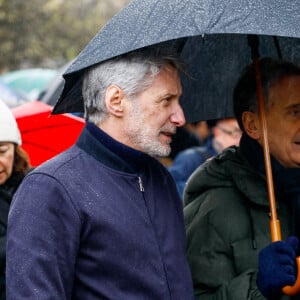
[270,220,282,241]
[270,219,300,295]
[282,257,300,296]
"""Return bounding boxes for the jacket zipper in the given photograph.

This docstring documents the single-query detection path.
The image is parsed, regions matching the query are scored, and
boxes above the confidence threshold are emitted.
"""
[138,176,144,192]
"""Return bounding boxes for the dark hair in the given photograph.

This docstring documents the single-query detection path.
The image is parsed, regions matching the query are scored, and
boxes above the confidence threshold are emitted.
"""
[5,145,31,188]
[13,145,30,174]
[233,58,300,131]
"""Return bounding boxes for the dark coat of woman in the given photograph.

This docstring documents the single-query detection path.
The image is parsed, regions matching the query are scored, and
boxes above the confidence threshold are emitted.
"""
[0,147,30,300]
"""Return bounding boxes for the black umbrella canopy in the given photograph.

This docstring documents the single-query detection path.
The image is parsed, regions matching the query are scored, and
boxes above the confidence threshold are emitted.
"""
[52,0,300,122]
[180,34,300,121]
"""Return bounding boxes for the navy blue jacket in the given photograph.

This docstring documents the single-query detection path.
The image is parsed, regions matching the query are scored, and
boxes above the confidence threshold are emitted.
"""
[6,123,194,300]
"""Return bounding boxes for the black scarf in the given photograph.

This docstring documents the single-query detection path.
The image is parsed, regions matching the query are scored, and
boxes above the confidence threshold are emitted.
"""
[240,133,300,241]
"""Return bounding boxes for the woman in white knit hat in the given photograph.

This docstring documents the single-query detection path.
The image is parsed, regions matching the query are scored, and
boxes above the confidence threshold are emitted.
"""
[0,100,30,300]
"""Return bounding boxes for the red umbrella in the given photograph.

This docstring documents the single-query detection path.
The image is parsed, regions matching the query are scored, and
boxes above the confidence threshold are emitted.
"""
[12,101,85,166]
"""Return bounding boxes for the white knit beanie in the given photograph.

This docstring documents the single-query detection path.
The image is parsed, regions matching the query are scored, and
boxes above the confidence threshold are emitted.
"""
[0,100,21,145]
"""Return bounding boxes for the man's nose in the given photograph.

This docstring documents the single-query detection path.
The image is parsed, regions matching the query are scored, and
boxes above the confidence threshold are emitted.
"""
[170,104,186,127]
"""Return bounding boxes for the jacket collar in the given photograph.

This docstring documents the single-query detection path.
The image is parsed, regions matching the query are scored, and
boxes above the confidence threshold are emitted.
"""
[76,122,155,173]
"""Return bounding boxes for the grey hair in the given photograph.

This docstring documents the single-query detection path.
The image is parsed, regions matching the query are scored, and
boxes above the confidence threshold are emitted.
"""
[82,46,184,124]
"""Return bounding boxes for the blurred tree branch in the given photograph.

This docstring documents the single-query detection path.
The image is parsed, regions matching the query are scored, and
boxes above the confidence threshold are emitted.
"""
[0,0,130,72]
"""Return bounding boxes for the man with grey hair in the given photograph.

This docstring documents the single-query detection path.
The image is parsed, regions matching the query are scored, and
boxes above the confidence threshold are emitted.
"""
[6,47,194,299]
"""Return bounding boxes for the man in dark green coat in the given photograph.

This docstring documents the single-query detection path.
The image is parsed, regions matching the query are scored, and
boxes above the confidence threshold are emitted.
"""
[184,58,300,299]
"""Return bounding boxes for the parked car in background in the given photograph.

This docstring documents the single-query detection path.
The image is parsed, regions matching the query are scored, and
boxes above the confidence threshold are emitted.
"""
[39,61,72,106]
[0,68,58,101]
[0,79,29,108]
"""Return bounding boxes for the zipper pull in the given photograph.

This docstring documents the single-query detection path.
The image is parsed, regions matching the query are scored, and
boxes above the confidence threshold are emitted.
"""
[138,176,144,192]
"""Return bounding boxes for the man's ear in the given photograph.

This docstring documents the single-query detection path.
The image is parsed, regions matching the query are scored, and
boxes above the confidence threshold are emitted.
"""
[242,111,260,140]
[105,85,125,117]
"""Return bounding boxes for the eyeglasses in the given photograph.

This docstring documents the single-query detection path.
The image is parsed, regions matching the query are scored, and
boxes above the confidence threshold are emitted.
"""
[217,126,242,138]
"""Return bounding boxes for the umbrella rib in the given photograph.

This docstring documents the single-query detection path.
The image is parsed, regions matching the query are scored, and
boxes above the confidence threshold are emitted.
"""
[272,36,283,59]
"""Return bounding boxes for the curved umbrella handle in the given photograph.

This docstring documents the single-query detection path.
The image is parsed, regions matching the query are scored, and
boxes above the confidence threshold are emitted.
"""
[282,257,300,296]
[270,220,300,296]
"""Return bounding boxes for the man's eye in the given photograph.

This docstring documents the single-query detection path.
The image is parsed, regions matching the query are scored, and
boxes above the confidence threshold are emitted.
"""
[291,110,300,117]
[162,97,172,103]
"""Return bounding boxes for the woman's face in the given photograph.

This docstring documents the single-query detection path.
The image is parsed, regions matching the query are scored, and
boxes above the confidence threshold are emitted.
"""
[0,142,15,185]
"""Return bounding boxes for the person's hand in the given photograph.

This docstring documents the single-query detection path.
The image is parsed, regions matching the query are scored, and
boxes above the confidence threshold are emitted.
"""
[257,236,298,299]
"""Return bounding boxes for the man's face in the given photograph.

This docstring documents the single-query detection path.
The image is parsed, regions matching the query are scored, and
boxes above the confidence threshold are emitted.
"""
[263,76,300,167]
[123,64,185,157]
[213,118,242,153]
